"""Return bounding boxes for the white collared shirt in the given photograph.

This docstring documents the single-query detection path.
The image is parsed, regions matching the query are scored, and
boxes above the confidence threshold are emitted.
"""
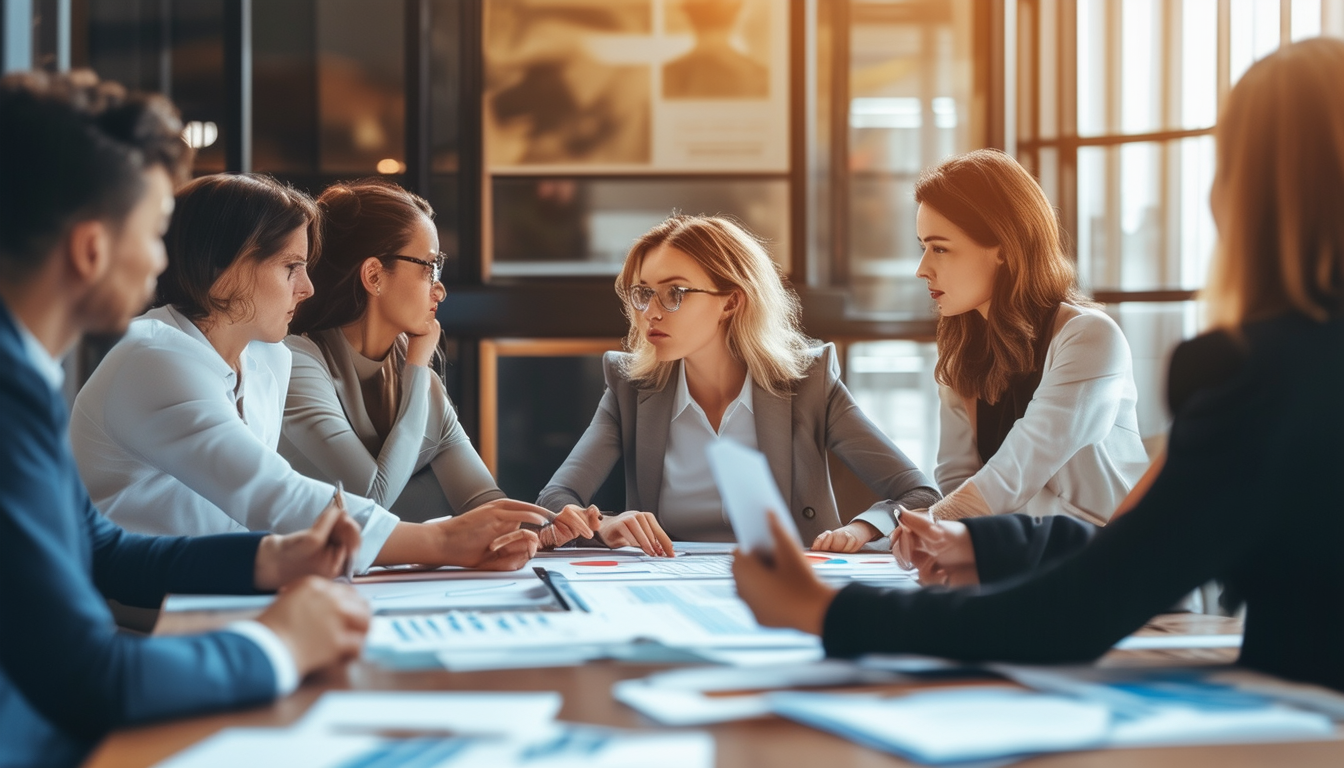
[656,363,758,541]
[12,310,297,695]
[69,305,398,572]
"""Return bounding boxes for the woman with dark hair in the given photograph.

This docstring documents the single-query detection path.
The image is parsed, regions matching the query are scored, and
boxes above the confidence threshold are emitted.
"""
[812,149,1149,555]
[71,173,548,572]
[735,37,1344,691]
[282,178,597,543]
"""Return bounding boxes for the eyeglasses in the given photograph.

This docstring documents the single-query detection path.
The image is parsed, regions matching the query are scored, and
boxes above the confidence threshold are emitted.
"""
[384,252,446,283]
[626,284,731,312]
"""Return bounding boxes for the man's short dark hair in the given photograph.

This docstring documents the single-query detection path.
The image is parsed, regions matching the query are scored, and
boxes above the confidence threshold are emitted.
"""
[0,70,191,279]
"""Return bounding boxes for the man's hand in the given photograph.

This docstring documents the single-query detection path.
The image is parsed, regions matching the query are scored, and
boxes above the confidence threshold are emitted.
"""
[253,500,362,591]
[539,504,604,549]
[891,508,978,587]
[596,511,674,557]
[256,576,370,678]
[732,513,837,635]
[811,520,881,553]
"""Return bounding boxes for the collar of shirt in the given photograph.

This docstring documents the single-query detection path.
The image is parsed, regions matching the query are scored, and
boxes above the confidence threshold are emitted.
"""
[153,304,254,395]
[12,313,65,392]
[671,360,754,430]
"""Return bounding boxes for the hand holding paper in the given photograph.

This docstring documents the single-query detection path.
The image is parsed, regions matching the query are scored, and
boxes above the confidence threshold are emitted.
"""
[706,439,801,558]
[732,514,835,636]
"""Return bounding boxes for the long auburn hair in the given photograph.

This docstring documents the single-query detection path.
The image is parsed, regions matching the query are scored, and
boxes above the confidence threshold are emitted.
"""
[1206,38,1344,327]
[290,178,434,335]
[918,149,1091,404]
[616,215,813,396]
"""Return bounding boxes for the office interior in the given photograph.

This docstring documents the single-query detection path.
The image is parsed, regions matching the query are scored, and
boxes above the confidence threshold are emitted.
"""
[4,0,1343,528]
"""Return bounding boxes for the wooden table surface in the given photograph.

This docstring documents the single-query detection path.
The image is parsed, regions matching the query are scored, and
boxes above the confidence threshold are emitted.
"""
[84,611,1344,767]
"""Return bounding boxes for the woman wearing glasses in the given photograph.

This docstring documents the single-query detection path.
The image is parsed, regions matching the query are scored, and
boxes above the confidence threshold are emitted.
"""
[72,174,550,572]
[282,179,598,544]
[538,214,940,554]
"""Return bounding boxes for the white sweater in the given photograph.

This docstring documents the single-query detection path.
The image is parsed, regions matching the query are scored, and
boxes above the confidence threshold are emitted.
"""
[934,304,1149,525]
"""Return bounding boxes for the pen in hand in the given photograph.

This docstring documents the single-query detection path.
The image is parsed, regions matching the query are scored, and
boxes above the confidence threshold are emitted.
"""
[333,480,355,584]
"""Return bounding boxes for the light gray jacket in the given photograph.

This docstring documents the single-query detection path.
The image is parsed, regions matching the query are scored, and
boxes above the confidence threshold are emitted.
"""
[280,329,505,521]
[537,343,940,542]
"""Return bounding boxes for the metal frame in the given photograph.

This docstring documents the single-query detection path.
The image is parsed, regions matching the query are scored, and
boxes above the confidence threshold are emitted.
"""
[477,338,623,475]
[223,0,251,173]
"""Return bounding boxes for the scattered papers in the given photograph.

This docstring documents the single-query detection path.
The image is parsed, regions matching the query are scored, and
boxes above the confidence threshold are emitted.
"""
[772,667,1338,765]
[294,692,562,737]
[153,727,714,768]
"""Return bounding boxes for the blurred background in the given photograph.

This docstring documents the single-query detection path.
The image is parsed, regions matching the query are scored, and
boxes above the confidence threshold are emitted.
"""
[4,0,1342,512]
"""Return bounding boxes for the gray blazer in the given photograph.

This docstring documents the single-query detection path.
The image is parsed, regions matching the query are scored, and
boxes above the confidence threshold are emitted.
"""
[280,329,505,522]
[537,343,940,542]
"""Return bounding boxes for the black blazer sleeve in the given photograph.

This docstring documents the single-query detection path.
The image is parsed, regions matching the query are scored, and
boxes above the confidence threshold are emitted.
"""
[964,514,1098,585]
[820,330,1266,664]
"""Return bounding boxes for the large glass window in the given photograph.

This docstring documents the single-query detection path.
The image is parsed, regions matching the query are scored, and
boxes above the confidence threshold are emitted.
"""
[842,0,977,316]
[1017,0,1343,440]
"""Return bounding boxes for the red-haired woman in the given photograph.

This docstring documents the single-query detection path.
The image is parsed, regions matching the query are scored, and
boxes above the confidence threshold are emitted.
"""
[813,149,1149,555]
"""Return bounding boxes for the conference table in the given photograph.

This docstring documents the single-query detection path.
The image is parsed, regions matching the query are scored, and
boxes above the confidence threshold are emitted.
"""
[86,601,1343,767]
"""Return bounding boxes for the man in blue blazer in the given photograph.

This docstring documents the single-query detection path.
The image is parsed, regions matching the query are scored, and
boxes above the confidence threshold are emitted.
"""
[0,71,371,767]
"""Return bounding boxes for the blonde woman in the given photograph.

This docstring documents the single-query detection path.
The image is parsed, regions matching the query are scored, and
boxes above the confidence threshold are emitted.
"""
[538,215,940,553]
[734,38,1344,691]
[814,149,1149,553]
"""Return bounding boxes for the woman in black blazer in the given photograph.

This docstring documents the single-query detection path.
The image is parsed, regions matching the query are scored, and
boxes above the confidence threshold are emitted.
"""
[733,37,1344,691]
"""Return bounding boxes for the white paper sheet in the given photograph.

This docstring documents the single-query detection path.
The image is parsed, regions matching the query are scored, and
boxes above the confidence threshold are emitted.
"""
[294,692,562,737]
[566,579,820,650]
[167,569,561,615]
[153,727,714,768]
[706,440,801,555]
[613,660,901,726]
[365,610,639,654]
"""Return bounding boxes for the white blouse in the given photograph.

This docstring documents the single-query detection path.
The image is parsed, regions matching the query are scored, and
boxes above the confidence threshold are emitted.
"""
[69,306,398,571]
[935,304,1150,525]
[656,364,758,541]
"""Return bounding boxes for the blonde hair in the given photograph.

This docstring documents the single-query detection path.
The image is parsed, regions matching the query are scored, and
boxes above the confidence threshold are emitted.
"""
[615,215,813,396]
[916,149,1092,403]
[1206,37,1344,328]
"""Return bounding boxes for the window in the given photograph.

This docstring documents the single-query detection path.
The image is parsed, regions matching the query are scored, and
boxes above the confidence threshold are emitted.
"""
[1016,0,1344,440]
